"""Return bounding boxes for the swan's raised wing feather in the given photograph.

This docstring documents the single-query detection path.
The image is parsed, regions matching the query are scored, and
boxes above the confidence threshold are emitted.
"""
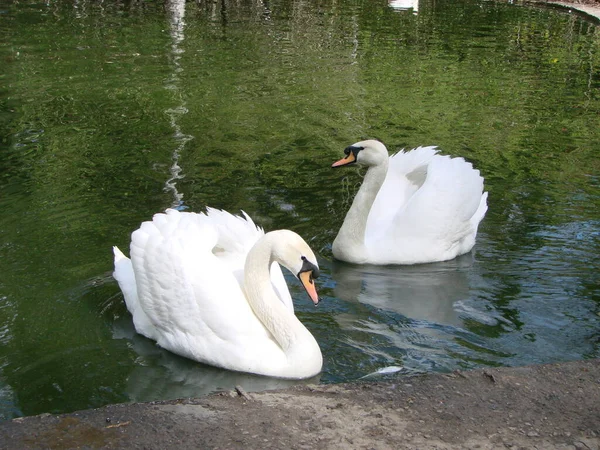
[113,246,158,341]
[201,208,263,271]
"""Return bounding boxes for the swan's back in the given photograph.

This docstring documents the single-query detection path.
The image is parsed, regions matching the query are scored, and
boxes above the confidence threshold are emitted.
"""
[365,147,487,264]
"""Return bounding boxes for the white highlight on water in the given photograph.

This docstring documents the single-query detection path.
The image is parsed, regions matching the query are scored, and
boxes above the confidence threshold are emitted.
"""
[359,366,405,379]
[164,0,193,211]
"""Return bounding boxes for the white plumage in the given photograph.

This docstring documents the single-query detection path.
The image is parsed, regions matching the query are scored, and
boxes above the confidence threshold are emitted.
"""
[113,208,322,379]
[332,140,488,265]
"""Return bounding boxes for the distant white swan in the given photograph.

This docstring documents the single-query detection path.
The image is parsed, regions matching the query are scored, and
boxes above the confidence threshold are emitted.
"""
[331,140,488,265]
[113,208,322,379]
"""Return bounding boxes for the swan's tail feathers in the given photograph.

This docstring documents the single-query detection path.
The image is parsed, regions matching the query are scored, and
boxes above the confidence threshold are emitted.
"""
[113,245,127,264]
[113,244,160,341]
[390,154,487,246]
[470,191,489,231]
[112,246,138,314]
[433,156,486,221]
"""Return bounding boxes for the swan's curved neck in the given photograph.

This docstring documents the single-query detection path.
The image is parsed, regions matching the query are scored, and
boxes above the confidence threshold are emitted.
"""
[333,162,388,262]
[243,232,322,378]
[243,236,305,352]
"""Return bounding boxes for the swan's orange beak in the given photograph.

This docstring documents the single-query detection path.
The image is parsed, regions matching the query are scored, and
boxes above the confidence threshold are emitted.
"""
[332,152,356,168]
[299,271,320,305]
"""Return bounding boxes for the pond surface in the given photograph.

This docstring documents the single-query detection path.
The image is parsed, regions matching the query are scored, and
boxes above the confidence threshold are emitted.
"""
[1,0,599,419]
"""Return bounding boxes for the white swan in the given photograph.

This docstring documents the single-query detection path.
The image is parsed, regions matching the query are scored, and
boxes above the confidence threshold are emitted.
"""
[112,208,322,379]
[331,140,488,265]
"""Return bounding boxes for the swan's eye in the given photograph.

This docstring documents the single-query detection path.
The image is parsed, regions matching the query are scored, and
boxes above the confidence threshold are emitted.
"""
[299,256,319,280]
[344,145,364,158]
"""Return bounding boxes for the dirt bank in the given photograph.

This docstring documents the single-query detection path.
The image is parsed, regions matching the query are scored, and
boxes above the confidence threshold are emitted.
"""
[1,359,599,449]
[536,0,600,20]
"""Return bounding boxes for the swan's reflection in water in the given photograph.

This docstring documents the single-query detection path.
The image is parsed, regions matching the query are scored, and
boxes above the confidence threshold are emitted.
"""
[112,318,320,403]
[331,254,475,326]
[328,254,500,374]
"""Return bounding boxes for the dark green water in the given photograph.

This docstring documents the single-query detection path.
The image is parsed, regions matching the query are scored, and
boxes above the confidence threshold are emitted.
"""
[1,0,599,418]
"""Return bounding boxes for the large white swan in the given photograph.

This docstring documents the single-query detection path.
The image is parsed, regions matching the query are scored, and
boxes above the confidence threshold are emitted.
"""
[331,140,488,265]
[112,208,323,379]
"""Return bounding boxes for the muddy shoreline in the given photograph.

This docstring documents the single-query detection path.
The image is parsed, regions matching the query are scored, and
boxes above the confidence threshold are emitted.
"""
[536,0,600,20]
[1,359,599,449]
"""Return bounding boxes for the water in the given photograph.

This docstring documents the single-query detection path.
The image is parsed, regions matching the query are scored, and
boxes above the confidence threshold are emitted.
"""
[1,0,599,419]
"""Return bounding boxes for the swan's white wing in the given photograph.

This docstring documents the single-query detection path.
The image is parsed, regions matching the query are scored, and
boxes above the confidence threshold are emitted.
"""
[470,191,489,232]
[366,146,439,239]
[201,208,294,312]
[200,208,262,281]
[402,154,485,229]
[366,148,487,263]
[127,209,284,372]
